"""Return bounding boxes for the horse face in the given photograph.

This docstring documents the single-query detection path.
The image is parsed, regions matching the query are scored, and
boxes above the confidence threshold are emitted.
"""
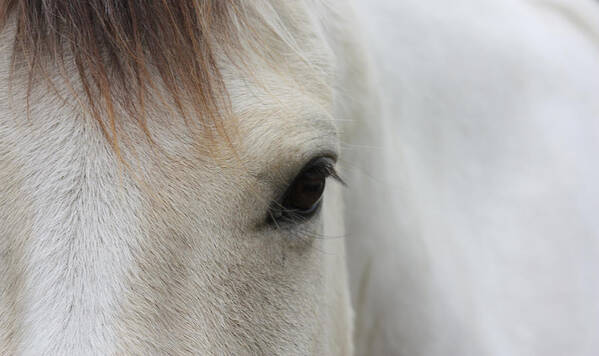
[0,2,352,355]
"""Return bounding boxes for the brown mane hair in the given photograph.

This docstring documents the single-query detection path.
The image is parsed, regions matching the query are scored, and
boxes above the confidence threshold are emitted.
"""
[0,0,257,154]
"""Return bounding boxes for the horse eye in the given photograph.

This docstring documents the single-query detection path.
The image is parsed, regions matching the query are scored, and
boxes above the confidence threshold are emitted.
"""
[269,156,337,224]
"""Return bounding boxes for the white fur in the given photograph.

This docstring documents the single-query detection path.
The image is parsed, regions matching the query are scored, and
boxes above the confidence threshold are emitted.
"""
[0,1,360,354]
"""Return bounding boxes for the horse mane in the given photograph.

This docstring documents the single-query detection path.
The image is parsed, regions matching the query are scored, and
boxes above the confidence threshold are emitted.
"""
[0,0,262,153]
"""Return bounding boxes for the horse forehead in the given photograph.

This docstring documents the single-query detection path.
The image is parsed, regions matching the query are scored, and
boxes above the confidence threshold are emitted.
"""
[217,47,338,166]
[232,81,337,147]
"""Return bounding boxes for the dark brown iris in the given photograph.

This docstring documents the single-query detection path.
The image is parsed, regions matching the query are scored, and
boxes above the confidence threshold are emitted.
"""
[269,156,336,224]
[282,167,326,212]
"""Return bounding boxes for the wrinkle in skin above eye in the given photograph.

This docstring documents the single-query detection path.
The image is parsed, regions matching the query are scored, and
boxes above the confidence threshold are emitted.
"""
[242,109,338,181]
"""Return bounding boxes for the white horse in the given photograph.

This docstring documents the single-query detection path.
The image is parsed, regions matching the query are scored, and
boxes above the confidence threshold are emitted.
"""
[3,0,599,355]
[0,1,369,354]
[349,0,599,355]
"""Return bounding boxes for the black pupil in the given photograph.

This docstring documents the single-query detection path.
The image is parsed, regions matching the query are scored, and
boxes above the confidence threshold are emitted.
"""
[284,167,327,212]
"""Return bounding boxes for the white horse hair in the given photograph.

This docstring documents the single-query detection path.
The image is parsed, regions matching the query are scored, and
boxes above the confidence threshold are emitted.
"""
[0,1,371,354]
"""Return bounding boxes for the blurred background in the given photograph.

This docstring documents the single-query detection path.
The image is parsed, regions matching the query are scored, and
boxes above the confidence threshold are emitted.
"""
[345,0,599,355]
